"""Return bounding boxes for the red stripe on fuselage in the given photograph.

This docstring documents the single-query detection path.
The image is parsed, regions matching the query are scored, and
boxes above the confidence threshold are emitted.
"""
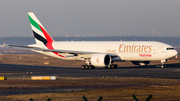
[46,43,66,58]
[39,25,66,58]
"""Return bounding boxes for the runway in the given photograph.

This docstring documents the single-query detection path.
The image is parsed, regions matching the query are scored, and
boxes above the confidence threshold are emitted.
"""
[1,63,180,100]
[0,63,180,80]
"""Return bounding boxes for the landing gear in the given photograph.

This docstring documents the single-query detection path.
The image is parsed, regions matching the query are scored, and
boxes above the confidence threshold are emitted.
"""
[112,64,118,68]
[81,59,118,69]
[85,65,89,69]
[161,65,166,69]
[81,65,85,69]
[160,59,167,69]
[81,65,95,69]
[81,59,96,69]
[81,65,89,69]
[105,64,118,69]
[89,65,95,69]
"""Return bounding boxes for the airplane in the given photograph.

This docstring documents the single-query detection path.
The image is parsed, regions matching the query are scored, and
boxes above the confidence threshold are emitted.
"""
[1,12,178,69]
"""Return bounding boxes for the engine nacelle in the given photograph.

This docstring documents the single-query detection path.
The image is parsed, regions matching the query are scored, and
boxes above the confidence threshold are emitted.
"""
[131,61,151,66]
[90,54,111,67]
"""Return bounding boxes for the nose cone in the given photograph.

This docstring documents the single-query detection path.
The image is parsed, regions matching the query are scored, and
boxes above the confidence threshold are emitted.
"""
[167,49,178,59]
[173,50,178,57]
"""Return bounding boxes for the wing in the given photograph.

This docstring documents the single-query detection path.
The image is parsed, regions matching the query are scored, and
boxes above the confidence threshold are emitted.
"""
[0,44,117,56]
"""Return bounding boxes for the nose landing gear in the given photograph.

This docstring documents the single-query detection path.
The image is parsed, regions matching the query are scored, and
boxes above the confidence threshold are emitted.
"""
[160,59,167,69]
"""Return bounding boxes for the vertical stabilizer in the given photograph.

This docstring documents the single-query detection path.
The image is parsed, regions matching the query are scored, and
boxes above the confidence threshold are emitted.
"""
[27,12,54,45]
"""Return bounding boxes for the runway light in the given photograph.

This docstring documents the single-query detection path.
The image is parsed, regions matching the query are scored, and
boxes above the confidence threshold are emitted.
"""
[31,76,56,80]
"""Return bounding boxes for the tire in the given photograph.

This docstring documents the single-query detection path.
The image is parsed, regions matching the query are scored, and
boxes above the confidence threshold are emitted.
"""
[161,65,166,69]
[91,65,95,69]
[89,65,92,69]
[114,64,118,68]
[110,65,114,68]
[85,65,89,69]
[161,65,164,69]
[81,65,85,69]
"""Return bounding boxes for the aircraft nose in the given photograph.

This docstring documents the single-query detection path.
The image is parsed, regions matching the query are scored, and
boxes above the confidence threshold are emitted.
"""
[168,49,178,58]
[175,50,178,54]
[173,50,178,56]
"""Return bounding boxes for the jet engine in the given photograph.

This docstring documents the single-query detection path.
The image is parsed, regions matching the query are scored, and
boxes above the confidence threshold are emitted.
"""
[90,54,111,67]
[131,61,151,66]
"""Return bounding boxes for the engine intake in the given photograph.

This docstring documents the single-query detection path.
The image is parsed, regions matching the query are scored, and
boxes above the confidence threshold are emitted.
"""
[90,54,111,67]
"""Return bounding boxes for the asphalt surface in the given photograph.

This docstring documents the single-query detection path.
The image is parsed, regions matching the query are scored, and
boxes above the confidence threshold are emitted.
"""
[0,63,180,80]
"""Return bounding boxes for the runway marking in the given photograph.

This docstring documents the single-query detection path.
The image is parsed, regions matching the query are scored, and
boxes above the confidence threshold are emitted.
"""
[174,69,180,71]
[0,73,25,75]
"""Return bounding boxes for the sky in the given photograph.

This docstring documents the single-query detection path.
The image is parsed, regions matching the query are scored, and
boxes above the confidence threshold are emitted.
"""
[0,0,180,37]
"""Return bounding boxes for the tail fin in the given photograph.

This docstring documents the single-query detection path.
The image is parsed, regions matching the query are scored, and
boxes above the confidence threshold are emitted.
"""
[27,12,54,45]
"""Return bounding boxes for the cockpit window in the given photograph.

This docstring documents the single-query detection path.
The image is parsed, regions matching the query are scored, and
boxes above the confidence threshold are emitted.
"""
[167,48,174,50]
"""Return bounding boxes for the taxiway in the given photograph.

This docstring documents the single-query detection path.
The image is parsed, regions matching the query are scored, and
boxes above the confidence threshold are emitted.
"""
[0,63,180,80]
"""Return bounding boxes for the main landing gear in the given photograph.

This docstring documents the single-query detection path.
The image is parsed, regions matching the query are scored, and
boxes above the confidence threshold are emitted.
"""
[81,59,95,69]
[105,64,118,69]
[81,65,95,69]
[81,59,118,69]
[81,64,118,69]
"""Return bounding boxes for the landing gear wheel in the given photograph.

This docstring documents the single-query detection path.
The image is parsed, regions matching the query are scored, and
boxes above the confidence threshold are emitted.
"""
[108,65,111,69]
[81,65,85,69]
[85,65,89,69]
[114,64,118,68]
[110,65,114,68]
[81,65,95,69]
[90,65,95,69]
[88,65,92,69]
[109,64,118,69]
[160,59,167,69]
[161,65,166,69]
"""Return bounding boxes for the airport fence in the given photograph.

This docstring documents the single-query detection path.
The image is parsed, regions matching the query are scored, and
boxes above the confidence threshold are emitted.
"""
[29,94,152,101]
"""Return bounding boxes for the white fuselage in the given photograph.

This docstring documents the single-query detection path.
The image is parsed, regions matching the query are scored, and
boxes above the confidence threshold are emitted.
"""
[30,41,178,61]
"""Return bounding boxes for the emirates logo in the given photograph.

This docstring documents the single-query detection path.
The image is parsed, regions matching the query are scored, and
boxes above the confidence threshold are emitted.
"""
[96,57,99,63]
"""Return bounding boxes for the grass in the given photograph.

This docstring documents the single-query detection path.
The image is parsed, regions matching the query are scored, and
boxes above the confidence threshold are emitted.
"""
[0,78,180,100]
